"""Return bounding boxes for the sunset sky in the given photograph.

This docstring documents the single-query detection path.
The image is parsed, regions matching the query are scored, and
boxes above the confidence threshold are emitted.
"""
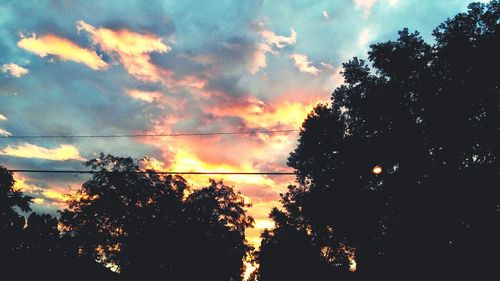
[0,0,479,247]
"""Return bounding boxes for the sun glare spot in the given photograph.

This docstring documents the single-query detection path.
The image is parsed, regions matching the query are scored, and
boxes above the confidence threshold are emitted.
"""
[372,165,383,175]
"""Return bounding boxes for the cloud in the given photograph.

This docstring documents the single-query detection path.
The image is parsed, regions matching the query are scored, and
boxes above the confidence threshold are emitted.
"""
[0,129,12,136]
[196,90,322,130]
[259,28,297,49]
[387,0,399,6]
[0,143,84,161]
[0,114,6,121]
[1,63,29,77]
[321,63,345,91]
[358,27,374,48]
[204,96,266,118]
[322,11,331,20]
[127,89,163,103]
[77,20,170,82]
[13,176,68,209]
[240,99,321,128]
[249,43,272,74]
[354,0,377,18]
[17,34,108,70]
[250,27,297,74]
[290,53,320,75]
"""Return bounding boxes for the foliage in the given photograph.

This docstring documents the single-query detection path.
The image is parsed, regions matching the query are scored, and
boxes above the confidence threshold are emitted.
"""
[258,1,499,280]
[60,153,253,280]
[0,153,253,280]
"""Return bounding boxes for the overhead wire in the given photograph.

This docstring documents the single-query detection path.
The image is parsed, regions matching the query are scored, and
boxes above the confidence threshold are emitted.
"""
[9,169,295,175]
[1,129,299,176]
[0,129,299,139]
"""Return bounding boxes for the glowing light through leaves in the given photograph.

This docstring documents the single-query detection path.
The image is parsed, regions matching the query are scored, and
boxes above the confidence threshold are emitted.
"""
[372,165,383,175]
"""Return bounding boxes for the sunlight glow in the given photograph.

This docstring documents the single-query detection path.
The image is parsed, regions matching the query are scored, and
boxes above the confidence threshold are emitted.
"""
[372,165,383,175]
[243,261,257,281]
[340,243,357,272]
[254,219,275,229]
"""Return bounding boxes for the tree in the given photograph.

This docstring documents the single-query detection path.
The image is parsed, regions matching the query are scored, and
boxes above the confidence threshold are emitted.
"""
[0,166,32,229]
[59,153,253,280]
[0,166,33,271]
[180,179,254,280]
[258,1,499,280]
[0,165,117,279]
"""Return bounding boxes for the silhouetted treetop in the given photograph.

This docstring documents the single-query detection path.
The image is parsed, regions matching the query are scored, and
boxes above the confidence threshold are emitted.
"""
[60,153,253,280]
[0,166,32,219]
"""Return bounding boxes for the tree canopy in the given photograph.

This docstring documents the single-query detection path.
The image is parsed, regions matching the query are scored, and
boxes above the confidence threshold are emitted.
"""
[59,154,254,280]
[258,1,499,280]
[0,154,253,280]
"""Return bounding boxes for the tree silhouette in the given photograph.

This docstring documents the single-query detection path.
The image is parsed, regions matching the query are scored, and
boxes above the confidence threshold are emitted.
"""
[258,1,499,280]
[59,153,253,280]
[0,166,32,272]
[0,165,121,279]
[1,155,253,280]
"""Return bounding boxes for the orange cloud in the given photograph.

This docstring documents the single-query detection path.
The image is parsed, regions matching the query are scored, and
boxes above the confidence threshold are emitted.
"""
[0,114,6,121]
[243,100,313,128]
[12,176,38,193]
[168,149,278,186]
[13,176,69,209]
[42,189,68,202]
[18,34,108,70]
[77,20,170,82]
[206,98,321,129]
[1,63,29,77]
[0,143,84,161]
[76,21,208,89]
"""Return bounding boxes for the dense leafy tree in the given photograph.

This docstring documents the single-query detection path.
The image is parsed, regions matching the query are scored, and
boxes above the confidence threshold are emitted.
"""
[14,212,117,279]
[0,166,119,279]
[1,155,253,280]
[60,153,253,280]
[0,166,32,271]
[258,1,499,280]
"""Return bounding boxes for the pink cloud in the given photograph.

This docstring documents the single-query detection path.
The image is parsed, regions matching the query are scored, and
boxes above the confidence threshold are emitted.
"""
[1,63,29,77]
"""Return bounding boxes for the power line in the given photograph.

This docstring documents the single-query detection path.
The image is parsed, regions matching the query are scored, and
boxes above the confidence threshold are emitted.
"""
[0,129,299,139]
[10,169,295,175]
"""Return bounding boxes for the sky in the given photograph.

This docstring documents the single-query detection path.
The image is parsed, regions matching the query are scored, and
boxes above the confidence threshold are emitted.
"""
[0,0,482,247]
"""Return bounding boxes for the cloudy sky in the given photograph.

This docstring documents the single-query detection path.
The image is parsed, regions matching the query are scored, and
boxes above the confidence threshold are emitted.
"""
[0,0,480,246]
